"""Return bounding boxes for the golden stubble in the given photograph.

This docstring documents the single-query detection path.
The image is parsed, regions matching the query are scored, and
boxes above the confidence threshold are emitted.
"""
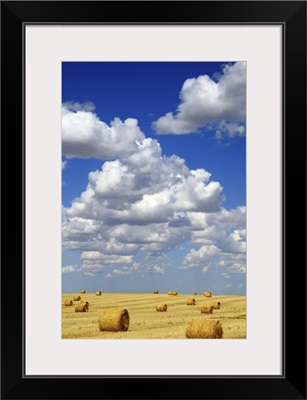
[62,293,246,339]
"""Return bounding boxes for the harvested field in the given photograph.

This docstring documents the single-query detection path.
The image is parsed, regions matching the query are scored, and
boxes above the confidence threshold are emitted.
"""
[62,293,246,339]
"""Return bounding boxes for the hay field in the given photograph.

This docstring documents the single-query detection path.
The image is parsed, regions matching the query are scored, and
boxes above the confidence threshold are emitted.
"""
[62,293,246,339]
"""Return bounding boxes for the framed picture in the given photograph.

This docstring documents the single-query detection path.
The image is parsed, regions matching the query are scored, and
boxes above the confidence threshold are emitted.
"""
[1,1,306,399]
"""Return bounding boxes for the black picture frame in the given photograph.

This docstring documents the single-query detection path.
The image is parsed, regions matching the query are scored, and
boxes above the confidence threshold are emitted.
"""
[1,1,306,399]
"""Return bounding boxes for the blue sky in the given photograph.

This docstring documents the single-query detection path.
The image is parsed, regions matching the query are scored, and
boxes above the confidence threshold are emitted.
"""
[62,62,246,295]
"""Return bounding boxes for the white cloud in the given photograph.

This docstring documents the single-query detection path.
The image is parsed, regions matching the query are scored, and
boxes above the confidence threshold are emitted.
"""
[180,244,220,269]
[132,262,141,270]
[61,265,78,273]
[214,121,245,140]
[79,261,105,274]
[62,99,246,278]
[152,62,246,135]
[63,172,246,274]
[108,262,165,276]
[62,161,67,170]
[225,284,232,288]
[73,251,135,275]
[81,251,133,265]
[188,206,246,244]
[112,269,131,275]
[218,253,246,273]
[62,105,144,160]
[110,262,142,275]
[62,217,105,251]
[62,217,102,239]
[65,159,223,228]
[146,265,165,274]
[62,101,96,112]
[178,223,246,273]
[83,272,95,277]
[62,127,227,258]
[216,229,246,273]
[219,229,246,254]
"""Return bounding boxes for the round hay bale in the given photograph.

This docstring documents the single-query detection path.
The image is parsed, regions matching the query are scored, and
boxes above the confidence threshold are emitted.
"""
[168,291,173,295]
[153,290,159,294]
[201,306,214,314]
[95,291,102,296]
[80,290,86,294]
[204,291,212,297]
[75,301,89,312]
[187,298,196,305]
[186,320,223,339]
[193,292,197,295]
[172,291,178,296]
[73,295,81,301]
[211,301,221,309]
[156,304,167,312]
[98,308,130,332]
[64,300,73,306]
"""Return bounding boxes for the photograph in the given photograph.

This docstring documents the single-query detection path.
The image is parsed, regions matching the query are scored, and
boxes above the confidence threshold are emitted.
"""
[61,61,247,339]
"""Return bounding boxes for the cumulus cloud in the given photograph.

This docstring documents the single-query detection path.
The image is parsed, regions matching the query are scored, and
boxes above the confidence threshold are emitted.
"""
[216,229,246,273]
[218,252,246,273]
[180,245,220,270]
[152,62,246,135]
[62,157,245,274]
[188,206,246,244]
[65,157,223,229]
[62,101,96,112]
[179,224,246,272]
[107,223,191,253]
[62,128,226,257]
[106,262,165,277]
[62,265,78,273]
[62,105,144,159]
[81,251,133,265]
[148,265,165,274]
[62,152,225,258]
[62,100,246,279]
[62,217,102,239]
[112,269,131,275]
[214,121,245,140]
[219,229,246,254]
[83,272,95,277]
[76,252,134,274]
